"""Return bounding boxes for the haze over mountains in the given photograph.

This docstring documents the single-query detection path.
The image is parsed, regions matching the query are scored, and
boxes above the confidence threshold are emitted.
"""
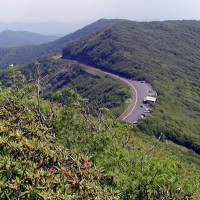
[0,30,59,47]
[0,20,92,36]
[0,19,119,68]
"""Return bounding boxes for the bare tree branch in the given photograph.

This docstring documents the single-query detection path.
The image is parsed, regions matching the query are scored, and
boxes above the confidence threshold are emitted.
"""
[141,133,163,173]
[35,62,47,125]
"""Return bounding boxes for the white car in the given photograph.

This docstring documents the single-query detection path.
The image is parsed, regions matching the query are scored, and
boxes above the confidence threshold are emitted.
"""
[141,114,146,118]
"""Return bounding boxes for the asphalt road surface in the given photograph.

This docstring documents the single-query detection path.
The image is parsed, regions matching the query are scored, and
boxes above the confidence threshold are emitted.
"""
[119,79,156,123]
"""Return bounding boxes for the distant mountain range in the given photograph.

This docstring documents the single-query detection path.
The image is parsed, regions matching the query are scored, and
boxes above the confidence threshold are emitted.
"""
[0,21,92,36]
[0,19,119,68]
[0,30,59,47]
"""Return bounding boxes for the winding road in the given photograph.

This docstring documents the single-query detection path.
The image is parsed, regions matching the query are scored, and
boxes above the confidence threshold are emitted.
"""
[59,56,156,123]
[80,64,157,123]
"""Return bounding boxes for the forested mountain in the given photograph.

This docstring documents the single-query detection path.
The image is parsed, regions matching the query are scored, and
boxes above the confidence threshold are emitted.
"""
[62,20,200,154]
[0,30,59,47]
[0,19,119,69]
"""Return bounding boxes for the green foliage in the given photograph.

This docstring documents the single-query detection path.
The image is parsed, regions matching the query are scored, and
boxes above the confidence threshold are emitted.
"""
[6,64,25,87]
[0,69,199,199]
[62,20,200,155]
[0,80,119,199]
[55,94,200,199]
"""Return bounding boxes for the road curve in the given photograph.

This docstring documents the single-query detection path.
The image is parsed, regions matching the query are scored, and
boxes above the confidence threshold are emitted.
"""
[119,79,156,123]
[76,64,157,123]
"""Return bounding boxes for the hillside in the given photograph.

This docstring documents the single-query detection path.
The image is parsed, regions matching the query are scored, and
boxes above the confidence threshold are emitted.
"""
[21,54,131,117]
[62,20,200,154]
[0,30,59,47]
[0,19,119,69]
[0,66,200,199]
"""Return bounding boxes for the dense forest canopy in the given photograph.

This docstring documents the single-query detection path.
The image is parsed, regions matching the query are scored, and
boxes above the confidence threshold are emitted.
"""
[21,54,131,117]
[62,20,200,154]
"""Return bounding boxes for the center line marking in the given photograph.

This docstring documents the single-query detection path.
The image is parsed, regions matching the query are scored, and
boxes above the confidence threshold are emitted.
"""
[121,79,138,120]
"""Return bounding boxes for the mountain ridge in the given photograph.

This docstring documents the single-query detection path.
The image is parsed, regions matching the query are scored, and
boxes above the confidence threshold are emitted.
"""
[0,30,59,47]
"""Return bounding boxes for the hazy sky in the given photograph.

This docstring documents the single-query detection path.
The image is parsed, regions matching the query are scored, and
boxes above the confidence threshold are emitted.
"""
[1,0,200,23]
